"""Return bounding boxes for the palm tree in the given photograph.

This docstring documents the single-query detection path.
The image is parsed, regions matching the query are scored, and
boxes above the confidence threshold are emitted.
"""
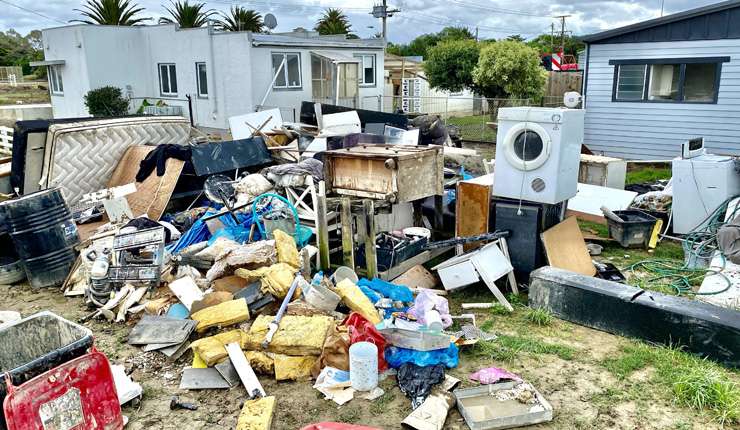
[74,0,150,25]
[217,6,264,32]
[159,1,215,28]
[314,8,352,36]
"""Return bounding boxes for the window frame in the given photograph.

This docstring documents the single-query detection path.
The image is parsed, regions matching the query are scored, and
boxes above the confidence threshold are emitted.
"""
[195,62,208,98]
[48,65,63,95]
[610,57,729,104]
[354,53,376,87]
[271,52,302,90]
[158,63,178,97]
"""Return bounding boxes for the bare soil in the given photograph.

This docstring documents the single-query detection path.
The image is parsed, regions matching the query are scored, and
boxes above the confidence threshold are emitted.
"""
[0,82,50,106]
[1,281,732,430]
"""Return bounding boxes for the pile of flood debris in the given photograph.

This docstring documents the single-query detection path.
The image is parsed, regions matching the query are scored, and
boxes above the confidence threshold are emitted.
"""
[0,102,737,430]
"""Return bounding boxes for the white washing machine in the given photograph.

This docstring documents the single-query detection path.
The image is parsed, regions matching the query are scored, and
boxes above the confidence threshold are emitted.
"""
[493,107,585,205]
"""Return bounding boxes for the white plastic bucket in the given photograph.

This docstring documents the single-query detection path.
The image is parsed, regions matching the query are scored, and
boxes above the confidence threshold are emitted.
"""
[331,266,359,285]
[349,341,378,391]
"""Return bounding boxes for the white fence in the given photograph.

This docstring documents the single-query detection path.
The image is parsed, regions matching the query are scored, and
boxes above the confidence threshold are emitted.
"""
[0,126,13,156]
[0,67,23,86]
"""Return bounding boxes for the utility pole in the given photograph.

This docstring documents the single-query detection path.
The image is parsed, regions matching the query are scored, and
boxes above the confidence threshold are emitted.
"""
[371,0,400,39]
[553,15,571,55]
[475,26,479,42]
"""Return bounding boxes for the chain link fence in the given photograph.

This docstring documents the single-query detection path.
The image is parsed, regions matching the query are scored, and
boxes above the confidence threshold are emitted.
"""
[361,96,560,143]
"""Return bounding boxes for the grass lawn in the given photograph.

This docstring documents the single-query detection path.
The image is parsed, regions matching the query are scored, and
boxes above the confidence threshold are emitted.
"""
[0,82,50,105]
[626,165,672,185]
[447,114,496,142]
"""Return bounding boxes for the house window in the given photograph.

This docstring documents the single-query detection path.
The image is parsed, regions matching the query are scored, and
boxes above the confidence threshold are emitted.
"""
[271,53,301,89]
[48,65,63,95]
[196,62,208,98]
[158,63,178,96]
[354,54,376,86]
[611,57,728,103]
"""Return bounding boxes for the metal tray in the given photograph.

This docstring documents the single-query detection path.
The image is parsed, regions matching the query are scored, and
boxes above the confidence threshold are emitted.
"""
[454,382,553,430]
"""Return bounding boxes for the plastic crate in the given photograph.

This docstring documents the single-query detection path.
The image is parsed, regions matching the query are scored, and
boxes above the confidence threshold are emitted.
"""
[0,312,92,430]
[606,210,657,249]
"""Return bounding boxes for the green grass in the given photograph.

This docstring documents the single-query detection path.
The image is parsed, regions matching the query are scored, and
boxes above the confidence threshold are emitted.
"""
[369,391,396,415]
[525,307,554,326]
[626,165,672,185]
[447,115,496,142]
[489,303,512,316]
[602,342,740,424]
[470,334,576,362]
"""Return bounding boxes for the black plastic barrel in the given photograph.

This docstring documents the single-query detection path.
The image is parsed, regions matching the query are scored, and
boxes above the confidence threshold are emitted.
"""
[4,188,80,288]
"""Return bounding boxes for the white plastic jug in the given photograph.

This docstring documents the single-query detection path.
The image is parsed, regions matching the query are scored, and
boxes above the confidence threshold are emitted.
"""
[349,341,378,391]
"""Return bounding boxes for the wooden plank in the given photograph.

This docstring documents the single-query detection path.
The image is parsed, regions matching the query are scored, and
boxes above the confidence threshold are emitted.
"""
[316,181,331,271]
[225,342,266,399]
[363,199,378,279]
[541,217,597,277]
[470,256,513,312]
[340,197,354,269]
[498,238,520,295]
[455,174,493,251]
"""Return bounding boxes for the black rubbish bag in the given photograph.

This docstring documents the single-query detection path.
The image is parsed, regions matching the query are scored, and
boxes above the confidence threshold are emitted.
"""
[397,363,445,409]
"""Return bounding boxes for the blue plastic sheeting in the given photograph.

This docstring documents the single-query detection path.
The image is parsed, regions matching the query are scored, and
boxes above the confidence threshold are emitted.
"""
[167,209,259,253]
[357,284,383,304]
[385,343,459,369]
[358,278,413,303]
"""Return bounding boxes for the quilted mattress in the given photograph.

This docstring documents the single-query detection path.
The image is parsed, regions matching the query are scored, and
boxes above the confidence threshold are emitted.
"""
[40,116,190,206]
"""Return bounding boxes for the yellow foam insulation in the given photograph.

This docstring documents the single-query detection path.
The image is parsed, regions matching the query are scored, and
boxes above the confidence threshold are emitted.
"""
[192,352,207,369]
[273,229,300,267]
[244,315,334,356]
[236,396,276,430]
[245,351,275,375]
[191,299,250,333]
[237,263,299,298]
[335,279,381,324]
[273,354,318,381]
[190,330,246,366]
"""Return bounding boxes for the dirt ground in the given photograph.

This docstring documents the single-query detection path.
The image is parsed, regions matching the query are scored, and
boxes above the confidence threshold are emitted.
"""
[2,280,734,430]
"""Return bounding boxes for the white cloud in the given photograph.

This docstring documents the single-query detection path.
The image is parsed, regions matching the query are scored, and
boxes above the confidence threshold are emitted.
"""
[0,0,724,42]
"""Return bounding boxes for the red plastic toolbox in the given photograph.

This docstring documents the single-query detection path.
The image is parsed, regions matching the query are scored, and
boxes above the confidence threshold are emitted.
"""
[3,350,123,430]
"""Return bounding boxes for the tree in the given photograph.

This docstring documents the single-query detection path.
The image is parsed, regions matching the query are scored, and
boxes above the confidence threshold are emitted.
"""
[424,39,480,94]
[84,86,130,117]
[506,34,525,42]
[159,1,214,28]
[473,40,547,100]
[527,33,584,56]
[74,0,150,25]
[314,8,352,36]
[217,6,263,32]
[0,30,44,76]
[387,26,473,59]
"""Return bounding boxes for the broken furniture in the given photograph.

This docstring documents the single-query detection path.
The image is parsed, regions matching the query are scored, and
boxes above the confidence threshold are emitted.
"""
[432,241,516,311]
[529,267,740,368]
[455,174,494,252]
[578,154,627,189]
[108,227,166,287]
[323,145,443,203]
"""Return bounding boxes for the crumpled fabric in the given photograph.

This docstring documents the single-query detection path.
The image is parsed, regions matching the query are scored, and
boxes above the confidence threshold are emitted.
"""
[397,363,446,409]
[205,240,276,282]
[264,158,324,182]
[344,312,388,372]
[235,174,273,206]
[136,144,191,182]
[408,290,452,328]
[469,366,523,385]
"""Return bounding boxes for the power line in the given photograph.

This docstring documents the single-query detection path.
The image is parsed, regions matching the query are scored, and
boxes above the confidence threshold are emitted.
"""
[400,10,544,35]
[0,0,68,25]
[446,0,552,18]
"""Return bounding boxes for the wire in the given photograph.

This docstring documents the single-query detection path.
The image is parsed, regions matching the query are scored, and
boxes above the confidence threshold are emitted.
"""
[446,0,552,18]
[0,0,68,25]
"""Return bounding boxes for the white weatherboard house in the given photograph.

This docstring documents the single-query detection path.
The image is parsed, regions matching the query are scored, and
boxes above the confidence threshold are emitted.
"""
[32,24,385,129]
[582,0,740,159]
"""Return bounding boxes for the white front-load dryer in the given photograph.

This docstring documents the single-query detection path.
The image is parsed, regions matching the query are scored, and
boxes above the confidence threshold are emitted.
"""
[493,107,584,205]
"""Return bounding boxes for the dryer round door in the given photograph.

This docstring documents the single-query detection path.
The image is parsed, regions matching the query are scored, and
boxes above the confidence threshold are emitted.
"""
[502,122,552,171]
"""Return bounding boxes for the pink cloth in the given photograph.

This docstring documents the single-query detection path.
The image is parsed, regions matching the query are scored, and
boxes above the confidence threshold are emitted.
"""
[470,367,523,385]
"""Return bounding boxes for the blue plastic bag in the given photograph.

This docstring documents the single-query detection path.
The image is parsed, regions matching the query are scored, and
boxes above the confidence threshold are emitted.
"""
[357,284,383,304]
[384,343,459,369]
[358,278,413,303]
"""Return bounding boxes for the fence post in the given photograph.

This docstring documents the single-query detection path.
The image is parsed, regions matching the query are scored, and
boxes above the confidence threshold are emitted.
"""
[377,95,382,112]
[444,97,449,125]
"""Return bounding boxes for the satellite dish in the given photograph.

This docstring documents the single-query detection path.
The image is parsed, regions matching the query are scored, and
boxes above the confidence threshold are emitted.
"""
[563,91,582,109]
[264,13,278,30]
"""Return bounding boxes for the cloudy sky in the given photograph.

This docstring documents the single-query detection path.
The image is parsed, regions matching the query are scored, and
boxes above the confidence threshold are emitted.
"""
[0,0,726,42]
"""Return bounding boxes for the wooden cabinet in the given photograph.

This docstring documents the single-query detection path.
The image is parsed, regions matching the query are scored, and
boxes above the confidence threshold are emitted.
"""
[323,145,443,202]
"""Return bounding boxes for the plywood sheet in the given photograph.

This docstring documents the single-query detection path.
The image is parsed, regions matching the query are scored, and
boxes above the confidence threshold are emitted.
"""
[456,174,493,251]
[107,145,184,220]
[541,217,596,277]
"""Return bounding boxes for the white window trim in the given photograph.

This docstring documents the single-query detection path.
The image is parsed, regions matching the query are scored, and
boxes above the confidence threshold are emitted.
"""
[158,63,178,97]
[195,62,208,98]
[355,53,376,87]
[48,65,63,95]
[272,52,302,89]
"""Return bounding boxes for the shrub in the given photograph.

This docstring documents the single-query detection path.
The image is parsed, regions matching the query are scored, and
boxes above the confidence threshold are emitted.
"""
[83,86,129,117]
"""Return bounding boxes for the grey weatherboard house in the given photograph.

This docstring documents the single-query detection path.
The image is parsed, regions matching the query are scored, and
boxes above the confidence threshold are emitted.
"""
[582,0,740,159]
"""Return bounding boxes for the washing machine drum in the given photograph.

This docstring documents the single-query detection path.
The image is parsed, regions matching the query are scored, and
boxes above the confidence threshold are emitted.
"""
[502,122,552,171]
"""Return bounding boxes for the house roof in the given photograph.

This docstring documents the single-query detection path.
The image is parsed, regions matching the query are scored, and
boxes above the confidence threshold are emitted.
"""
[583,0,740,44]
[251,33,385,49]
